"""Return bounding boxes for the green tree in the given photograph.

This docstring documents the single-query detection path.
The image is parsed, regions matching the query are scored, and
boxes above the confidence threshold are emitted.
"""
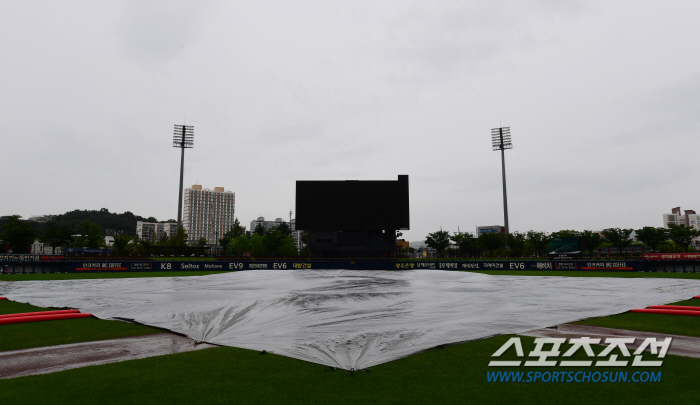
[667,224,700,252]
[220,219,245,254]
[169,227,188,246]
[450,232,476,256]
[197,237,208,247]
[425,230,451,257]
[275,222,292,237]
[40,221,75,250]
[77,221,104,249]
[157,231,170,246]
[230,235,251,256]
[526,231,552,257]
[634,226,668,252]
[279,236,298,257]
[250,234,266,257]
[657,240,676,253]
[550,230,581,238]
[478,232,505,256]
[227,218,245,239]
[264,228,283,257]
[218,237,231,255]
[580,230,603,255]
[0,215,37,254]
[254,223,265,236]
[52,209,158,237]
[263,226,296,257]
[112,234,134,256]
[126,236,142,256]
[506,232,526,256]
[137,239,149,256]
[601,228,633,255]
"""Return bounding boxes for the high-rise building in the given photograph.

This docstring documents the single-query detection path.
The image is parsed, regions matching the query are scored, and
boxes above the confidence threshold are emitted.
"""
[663,207,698,230]
[183,185,235,245]
[137,221,178,241]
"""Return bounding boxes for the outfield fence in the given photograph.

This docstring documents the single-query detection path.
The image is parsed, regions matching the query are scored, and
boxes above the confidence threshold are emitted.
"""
[2,256,700,274]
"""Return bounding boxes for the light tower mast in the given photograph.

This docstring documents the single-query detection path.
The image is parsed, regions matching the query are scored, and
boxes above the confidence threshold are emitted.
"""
[173,124,194,231]
[491,127,512,239]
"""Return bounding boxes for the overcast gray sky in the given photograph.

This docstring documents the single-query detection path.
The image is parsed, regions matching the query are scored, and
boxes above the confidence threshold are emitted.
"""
[2,1,699,241]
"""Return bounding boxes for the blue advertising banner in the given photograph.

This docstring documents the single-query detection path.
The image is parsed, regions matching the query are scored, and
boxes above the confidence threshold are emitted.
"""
[63,260,645,273]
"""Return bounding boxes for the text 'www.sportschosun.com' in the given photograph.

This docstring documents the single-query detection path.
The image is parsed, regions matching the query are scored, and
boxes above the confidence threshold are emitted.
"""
[487,371,661,383]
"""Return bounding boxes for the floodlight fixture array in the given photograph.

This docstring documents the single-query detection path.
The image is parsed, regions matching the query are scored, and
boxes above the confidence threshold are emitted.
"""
[491,126,512,241]
[173,124,194,231]
[491,127,512,151]
[173,125,194,148]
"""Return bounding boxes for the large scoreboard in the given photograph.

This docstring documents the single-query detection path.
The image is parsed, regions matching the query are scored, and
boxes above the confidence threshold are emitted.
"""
[295,175,409,258]
[296,175,409,231]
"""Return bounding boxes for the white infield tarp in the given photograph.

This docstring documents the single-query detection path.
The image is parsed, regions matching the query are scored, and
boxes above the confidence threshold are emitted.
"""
[2,270,699,370]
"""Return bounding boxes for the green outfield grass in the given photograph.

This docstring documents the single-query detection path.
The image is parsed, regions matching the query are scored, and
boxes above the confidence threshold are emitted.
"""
[573,298,700,337]
[0,335,696,405]
[0,301,161,351]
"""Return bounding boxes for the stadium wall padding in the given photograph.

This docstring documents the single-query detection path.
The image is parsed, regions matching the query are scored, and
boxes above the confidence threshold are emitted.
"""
[63,260,644,272]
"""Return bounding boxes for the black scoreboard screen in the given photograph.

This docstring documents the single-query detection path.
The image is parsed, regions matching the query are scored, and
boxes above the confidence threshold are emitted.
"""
[296,175,409,231]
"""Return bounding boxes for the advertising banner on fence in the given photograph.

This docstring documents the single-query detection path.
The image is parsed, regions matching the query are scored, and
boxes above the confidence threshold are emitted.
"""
[642,253,700,260]
[65,260,643,273]
[0,254,41,262]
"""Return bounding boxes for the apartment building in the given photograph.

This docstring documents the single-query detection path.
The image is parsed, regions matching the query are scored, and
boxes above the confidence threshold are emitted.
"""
[250,216,285,234]
[663,207,698,230]
[136,221,178,242]
[183,185,235,244]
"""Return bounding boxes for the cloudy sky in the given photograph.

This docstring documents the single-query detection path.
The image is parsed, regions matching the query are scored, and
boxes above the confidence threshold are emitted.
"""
[1,1,698,241]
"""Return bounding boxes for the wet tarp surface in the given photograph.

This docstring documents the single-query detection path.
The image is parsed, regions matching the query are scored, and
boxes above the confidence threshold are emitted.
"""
[2,270,699,370]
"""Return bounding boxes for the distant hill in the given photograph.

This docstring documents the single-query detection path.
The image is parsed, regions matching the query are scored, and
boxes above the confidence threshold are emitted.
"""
[49,209,172,236]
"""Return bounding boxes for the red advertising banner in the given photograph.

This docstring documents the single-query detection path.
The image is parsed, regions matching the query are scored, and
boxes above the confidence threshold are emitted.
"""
[642,253,700,260]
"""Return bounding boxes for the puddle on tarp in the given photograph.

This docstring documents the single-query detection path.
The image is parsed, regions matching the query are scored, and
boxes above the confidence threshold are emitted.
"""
[2,270,699,370]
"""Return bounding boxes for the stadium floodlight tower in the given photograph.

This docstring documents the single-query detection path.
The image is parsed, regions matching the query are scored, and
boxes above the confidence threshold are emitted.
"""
[491,127,512,239]
[173,124,194,231]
